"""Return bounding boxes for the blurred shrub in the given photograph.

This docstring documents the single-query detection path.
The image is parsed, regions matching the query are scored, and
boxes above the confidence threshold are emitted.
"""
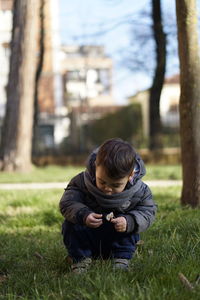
[85,103,143,148]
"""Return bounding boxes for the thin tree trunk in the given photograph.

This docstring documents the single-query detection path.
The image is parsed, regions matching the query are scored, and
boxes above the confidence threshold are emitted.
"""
[149,0,166,150]
[0,0,40,171]
[176,0,200,207]
[32,0,45,156]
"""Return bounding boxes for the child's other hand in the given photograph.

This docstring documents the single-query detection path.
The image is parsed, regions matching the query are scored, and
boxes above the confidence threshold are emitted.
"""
[111,217,127,232]
[85,213,103,228]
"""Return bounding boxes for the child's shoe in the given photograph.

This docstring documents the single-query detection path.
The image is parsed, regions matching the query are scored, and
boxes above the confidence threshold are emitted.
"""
[113,258,129,271]
[71,257,92,274]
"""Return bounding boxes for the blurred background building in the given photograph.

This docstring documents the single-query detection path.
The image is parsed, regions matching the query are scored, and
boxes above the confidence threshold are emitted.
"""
[60,45,122,152]
[129,74,180,139]
[0,0,180,156]
[0,0,122,155]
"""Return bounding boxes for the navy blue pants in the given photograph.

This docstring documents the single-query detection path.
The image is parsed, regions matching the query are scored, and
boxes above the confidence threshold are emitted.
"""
[62,220,139,262]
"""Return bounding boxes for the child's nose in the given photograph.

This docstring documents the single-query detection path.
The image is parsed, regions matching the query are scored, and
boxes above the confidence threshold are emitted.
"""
[104,185,112,192]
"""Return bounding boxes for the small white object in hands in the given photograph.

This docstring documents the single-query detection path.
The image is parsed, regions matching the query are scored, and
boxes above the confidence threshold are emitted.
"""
[106,212,114,221]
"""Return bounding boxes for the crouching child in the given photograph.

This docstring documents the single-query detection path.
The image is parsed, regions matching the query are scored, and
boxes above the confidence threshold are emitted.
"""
[59,138,156,273]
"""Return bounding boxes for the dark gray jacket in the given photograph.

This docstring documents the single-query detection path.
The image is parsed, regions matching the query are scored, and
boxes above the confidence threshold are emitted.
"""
[59,150,156,234]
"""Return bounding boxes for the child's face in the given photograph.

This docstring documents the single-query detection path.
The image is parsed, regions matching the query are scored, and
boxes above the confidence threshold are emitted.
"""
[95,165,133,195]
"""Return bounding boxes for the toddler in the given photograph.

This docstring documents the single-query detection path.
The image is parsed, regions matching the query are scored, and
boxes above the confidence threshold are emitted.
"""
[59,138,156,273]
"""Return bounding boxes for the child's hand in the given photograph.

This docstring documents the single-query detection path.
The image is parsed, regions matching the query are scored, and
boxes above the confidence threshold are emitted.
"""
[111,217,127,232]
[85,213,103,228]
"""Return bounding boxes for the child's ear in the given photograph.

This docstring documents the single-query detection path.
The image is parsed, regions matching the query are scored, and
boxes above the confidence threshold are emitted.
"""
[129,170,134,180]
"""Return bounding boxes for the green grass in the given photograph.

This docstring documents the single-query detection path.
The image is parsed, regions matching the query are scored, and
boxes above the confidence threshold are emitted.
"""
[0,187,199,299]
[0,164,182,183]
[0,165,84,183]
[145,165,182,180]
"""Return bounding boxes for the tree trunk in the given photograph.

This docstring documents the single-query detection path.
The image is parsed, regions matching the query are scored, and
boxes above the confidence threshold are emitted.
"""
[149,0,166,150]
[0,0,40,171]
[176,0,200,207]
[32,0,45,156]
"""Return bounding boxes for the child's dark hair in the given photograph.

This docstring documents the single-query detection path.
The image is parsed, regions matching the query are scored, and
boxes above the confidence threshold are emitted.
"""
[96,138,136,179]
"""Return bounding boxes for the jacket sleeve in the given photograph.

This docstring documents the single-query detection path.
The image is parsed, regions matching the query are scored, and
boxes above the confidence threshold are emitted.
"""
[124,183,156,233]
[59,173,93,224]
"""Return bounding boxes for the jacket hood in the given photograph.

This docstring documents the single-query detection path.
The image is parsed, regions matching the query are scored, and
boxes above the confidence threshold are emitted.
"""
[86,147,146,184]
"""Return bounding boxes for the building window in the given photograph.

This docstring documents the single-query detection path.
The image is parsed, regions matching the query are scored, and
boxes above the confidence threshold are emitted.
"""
[99,69,110,95]
[67,71,79,81]
[2,42,10,58]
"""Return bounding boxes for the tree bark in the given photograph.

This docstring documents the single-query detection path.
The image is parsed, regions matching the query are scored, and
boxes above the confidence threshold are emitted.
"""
[176,0,200,207]
[149,0,166,150]
[0,0,40,171]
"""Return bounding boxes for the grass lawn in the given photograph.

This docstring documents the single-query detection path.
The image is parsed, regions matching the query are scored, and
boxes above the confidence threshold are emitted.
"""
[0,164,182,183]
[0,186,199,299]
[0,165,84,184]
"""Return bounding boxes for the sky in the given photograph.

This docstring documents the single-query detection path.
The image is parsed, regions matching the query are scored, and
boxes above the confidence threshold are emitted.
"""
[58,0,192,104]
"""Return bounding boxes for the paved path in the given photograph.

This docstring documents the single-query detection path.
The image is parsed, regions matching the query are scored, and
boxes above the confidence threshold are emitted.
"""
[0,180,182,190]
